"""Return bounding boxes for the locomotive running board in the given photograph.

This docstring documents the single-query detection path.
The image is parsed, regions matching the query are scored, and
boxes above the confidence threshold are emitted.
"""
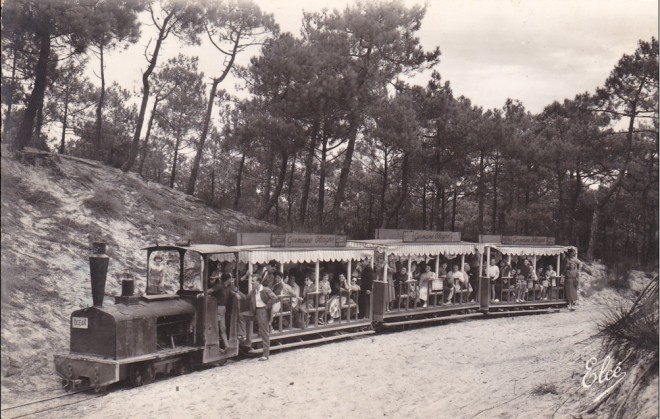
[379,312,484,327]
[247,330,375,354]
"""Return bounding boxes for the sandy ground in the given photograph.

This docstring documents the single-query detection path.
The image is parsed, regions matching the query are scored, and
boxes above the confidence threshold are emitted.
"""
[8,298,655,419]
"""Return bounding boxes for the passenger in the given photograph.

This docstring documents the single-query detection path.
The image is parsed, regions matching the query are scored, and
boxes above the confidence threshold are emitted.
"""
[545,265,557,299]
[486,259,500,302]
[148,255,165,294]
[302,275,325,326]
[411,261,422,282]
[515,269,526,302]
[393,267,409,299]
[319,273,332,305]
[565,260,580,310]
[262,260,277,289]
[328,274,360,321]
[442,263,455,303]
[497,260,512,301]
[437,262,448,282]
[232,274,278,361]
[199,273,233,351]
[463,263,475,302]
[449,265,464,302]
[418,264,437,307]
[386,256,397,308]
[269,271,286,326]
[521,259,532,301]
[358,260,375,318]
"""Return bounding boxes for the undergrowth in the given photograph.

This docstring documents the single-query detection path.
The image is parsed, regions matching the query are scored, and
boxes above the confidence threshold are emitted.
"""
[593,276,659,418]
[83,190,121,218]
[531,382,559,396]
[605,261,633,291]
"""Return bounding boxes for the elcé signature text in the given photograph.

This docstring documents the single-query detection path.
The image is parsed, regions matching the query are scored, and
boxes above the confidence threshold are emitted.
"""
[582,356,627,402]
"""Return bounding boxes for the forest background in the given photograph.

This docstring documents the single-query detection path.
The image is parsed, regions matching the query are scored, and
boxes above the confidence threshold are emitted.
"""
[2,0,658,268]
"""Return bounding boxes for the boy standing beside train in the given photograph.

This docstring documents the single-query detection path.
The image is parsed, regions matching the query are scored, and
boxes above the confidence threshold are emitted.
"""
[233,274,279,361]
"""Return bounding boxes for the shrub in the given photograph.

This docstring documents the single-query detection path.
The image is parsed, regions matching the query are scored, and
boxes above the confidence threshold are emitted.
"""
[593,277,659,418]
[605,261,633,291]
[83,191,121,219]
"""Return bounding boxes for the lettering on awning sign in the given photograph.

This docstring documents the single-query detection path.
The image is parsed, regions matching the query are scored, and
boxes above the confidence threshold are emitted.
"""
[402,230,461,243]
[500,236,556,245]
[271,234,347,248]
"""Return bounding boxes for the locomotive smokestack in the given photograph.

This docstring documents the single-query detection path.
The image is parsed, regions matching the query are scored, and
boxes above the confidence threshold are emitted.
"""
[90,242,109,306]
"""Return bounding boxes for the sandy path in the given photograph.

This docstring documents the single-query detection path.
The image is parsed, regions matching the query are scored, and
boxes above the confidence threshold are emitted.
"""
[30,306,634,419]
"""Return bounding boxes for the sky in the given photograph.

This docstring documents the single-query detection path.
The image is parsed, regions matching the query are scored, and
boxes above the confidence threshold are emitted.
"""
[104,0,659,115]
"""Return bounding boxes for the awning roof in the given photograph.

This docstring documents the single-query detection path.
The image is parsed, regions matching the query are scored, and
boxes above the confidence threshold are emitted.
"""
[348,240,484,256]
[488,244,576,256]
[235,246,374,264]
[143,244,238,255]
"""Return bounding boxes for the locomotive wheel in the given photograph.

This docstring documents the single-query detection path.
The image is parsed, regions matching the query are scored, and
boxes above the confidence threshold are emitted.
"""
[129,365,145,387]
[129,363,155,387]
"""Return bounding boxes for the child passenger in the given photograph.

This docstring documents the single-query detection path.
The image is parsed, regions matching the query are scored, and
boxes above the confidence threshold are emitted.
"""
[515,269,526,303]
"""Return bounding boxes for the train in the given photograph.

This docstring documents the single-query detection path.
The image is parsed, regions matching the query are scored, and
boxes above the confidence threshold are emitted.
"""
[54,230,577,392]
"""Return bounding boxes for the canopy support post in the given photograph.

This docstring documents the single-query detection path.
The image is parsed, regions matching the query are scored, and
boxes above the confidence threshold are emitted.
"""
[315,260,320,288]
[248,261,253,292]
[557,254,561,275]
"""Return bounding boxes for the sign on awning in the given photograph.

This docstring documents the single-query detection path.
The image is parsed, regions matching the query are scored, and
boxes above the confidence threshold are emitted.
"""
[402,230,461,243]
[271,234,348,248]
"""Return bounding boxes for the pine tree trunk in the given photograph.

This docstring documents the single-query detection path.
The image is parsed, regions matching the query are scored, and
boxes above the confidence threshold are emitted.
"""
[233,154,245,210]
[170,132,181,189]
[317,130,329,227]
[186,78,219,195]
[59,88,70,154]
[492,153,499,233]
[16,33,50,150]
[586,207,600,260]
[287,154,296,223]
[451,187,457,231]
[379,148,388,228]
[122,11,172,172]
[332,110,360,217]
[138,98,160,175]
[259,153,289,220]
[94,44,105,152]
[3,50,18,138]
[421,182,427,229]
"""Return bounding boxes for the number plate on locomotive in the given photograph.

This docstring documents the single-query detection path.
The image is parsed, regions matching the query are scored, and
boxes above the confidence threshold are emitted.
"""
[72,317,88,329]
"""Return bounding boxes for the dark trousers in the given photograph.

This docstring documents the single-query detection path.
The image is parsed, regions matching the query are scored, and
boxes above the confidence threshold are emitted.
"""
[255,307,271,358]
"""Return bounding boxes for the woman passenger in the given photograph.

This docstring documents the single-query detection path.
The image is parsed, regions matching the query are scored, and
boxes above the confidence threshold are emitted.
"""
[418,264,436,308]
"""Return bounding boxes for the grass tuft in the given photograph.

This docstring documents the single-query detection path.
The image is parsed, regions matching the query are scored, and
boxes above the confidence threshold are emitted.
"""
[531,382,559,396]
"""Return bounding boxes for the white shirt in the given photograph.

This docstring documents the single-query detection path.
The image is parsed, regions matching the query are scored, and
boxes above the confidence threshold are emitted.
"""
[486,265,500,279]
[255,285,266,308]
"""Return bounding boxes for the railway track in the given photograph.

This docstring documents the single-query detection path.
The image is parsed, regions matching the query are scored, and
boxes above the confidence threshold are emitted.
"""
[1,389,105,419]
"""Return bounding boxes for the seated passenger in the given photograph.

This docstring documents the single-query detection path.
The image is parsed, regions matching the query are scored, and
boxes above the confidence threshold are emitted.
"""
[318,273,332,305]
[328,274,360,321]
[393,267,409,298]
[418,264,437,307]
